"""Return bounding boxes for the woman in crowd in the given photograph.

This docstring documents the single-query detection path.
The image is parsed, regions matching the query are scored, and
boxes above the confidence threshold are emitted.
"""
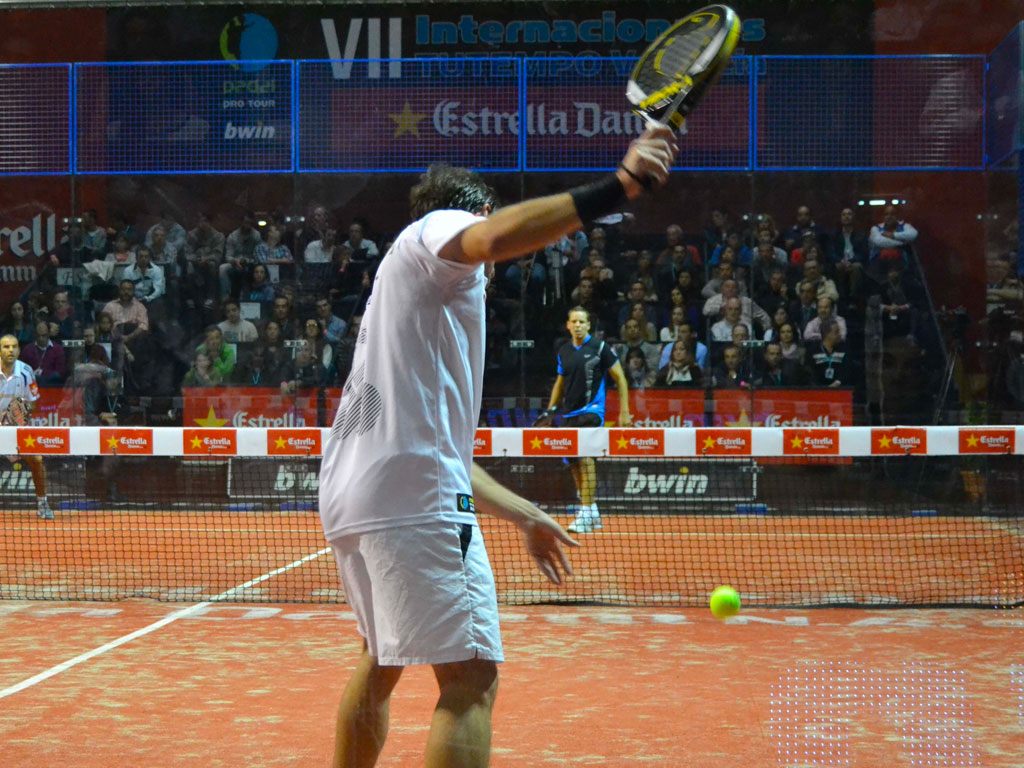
[623,302,657,343]
[660,304,689,345]
[1,301,35,345]
[182,349,222,387]
[763,305,791,342]
[244,263,276,305]
[655,340,703,388]
[624,347,655,390]
[301,317,334,373]
[776,321,805,365]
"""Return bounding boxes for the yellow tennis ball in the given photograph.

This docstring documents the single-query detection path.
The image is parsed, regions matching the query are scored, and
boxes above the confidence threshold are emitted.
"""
[710,586,741,619]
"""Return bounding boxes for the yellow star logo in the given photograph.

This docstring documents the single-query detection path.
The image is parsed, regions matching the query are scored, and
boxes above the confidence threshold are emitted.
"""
[190,436,203,449]
[725,410,763,427]
[194,407,227,428]
[878,434,891,449]
[790,435,804,449]
[23,434,35,448]
[107,437,120,450]
[530,436,542,450]
[966,433,979,448]
[390,102,426,137]
[702,436,716,450]
[274,437,287,449]
[616,436,629,449]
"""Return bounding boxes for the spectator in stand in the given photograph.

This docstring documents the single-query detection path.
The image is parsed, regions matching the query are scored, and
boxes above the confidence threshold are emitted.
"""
[106,212,142,248]
[710,230,752,266]
[333,313,360,384]
[123,247,165,306]
[106,233,136,268]
[623,347,655,390]
[301,317,334,373]
[1,301,34,346]
[777,321,805,365]
[802,296,848,344]
[701,258,745,299]
[184,212,224,309]
[578,248,618,305]
[145,210,187,254]
[703,279,771,335]
[182,349,223,387]
[731,322,750,347]
[102,280,148,350]
[343,221,380,266]
[751,241,788,291]
[147,224,180,279]
[614,318,661,373]
[100,233,137,304]
[783,205,825,254]
[587,225,613,261]
[830,207,868,301]
[195,326,235,381]
[243,263,276,306]
[657,242,702,300]
[50,290,77,341]
[869,204,918,271]
[660,305,688,345]
[655,340,703,388]
[220,212,263,299]
[763,305,792,342]
[502,255,546,303]
[872,262,923,339]
[658,322,708,371]
[622,302,658,343]
[627,250,658,304]
[755,214,782,248]
[20,320,66,387]
[302,227,341,297]
[217,300,259,344]
[713,344,747,388]
[280,340,325,394]
[329,244,372,318]
[986,255,1024,316]
[79,209,107,262]
[570,277,611,336]
[754,267,790,316]
[789,230,822,269]
[187,212,226,266]
[544,229,588,294]
[314,297,348,345]
[803,259,839,304]
[674,270,704,327]
[94,310,124,373]
[75,324,111,373]
[789,279,819,335]
[755,341,808,386]
[294,204,331,258]
[710,297,752,343]
[253,222,294,277]
[617,281,658,330]
[808,320,847,387]
[658,224,701,267]
[703,208,730,253]
[268,295,299,340]
[238,319,290,387]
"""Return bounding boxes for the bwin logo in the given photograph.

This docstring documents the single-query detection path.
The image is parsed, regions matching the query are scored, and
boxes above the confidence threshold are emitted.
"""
[224,121,276,140]
[321,17,403,79]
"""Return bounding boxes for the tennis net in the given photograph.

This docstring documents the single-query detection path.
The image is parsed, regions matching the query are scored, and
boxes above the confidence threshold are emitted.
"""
[1,426,1021,608]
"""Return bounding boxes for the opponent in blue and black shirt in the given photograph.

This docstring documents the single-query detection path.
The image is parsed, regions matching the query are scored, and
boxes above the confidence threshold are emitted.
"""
[542,306,631,533]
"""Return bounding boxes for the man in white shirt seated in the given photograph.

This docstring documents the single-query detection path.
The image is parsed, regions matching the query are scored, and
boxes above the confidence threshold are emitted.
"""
[217,300,259,344]
[343,221,379,264]
[123,247,165,305]
[801,296,848,343]
[869,204,918,271]
[702,279,771,336]
[710,297,753,342]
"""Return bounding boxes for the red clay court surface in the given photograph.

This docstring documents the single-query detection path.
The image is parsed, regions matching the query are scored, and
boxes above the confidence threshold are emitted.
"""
[1,601,1023,767]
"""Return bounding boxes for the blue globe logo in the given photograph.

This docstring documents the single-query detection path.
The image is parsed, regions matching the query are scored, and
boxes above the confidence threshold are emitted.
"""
[220,13,278,72]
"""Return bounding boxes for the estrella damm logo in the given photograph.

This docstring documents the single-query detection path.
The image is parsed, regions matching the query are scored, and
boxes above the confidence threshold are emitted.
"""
[17,428,70,454]
[523,428,577,456]
[872,428,927,455]
[100,428,153,455]
[959,428,1015,455]
[473,429,492,457]
[783,428,839,456]
[696,428,751,456]
[184,428,237,456]
[267,429,322,456]
[609,429,665,456]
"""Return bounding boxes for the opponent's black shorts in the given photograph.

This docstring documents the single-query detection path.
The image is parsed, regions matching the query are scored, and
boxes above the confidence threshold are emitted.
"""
[561,412,603,428]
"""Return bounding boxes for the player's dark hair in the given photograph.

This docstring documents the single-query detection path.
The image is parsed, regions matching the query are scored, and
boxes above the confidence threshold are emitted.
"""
[410,163,498,219]
[567,305,591,322]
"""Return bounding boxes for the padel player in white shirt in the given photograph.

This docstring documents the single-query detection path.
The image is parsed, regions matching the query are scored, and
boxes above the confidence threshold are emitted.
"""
[0,334,53,519]
[318,126,677,768]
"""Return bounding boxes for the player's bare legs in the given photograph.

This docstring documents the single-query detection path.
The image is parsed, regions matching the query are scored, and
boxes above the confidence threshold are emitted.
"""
[334,646,403,768]
[25,456,52,519]
[568,458,601,533]
[425,658,499,768]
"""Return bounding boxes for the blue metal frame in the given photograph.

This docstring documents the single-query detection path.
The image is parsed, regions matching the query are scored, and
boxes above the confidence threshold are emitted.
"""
[0,53,1006,176]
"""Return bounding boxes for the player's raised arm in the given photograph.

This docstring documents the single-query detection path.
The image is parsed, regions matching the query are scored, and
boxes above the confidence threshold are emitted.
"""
[439,127,678,266]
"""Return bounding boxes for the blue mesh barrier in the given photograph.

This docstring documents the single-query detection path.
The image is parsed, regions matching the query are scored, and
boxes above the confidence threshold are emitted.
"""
[523,56,751,171]
[986,24,1023,170]
[0,64,71,175]
[756,55,985,170]
[75,60,293,174]
[298,58,520,172]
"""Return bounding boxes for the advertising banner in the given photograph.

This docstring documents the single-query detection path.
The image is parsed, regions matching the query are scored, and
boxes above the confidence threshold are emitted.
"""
[181,387,341,429]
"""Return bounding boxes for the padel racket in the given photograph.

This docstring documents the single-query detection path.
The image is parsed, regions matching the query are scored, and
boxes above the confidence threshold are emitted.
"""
[1,397,30,426]
[627,5,741,132]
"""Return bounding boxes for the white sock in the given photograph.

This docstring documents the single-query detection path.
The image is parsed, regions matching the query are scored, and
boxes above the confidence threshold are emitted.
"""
[37,496,48,507]
[589,503,600,516]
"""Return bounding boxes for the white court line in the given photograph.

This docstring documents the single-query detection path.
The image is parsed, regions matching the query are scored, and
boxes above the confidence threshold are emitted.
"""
[0,546,332,701]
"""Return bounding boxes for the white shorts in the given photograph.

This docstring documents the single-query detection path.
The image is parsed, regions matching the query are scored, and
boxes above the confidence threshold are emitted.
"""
[330,521,504,667]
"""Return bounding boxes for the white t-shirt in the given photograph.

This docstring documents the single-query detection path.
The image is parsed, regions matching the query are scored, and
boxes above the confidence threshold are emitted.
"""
[318,209,485,541]
[0,360,40,422]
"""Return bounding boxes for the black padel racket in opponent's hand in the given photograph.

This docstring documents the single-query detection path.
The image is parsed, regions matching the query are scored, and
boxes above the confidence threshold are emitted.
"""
[627,5,741,132]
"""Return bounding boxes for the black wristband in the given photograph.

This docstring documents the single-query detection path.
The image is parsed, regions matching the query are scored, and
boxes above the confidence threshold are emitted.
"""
[569,174,626,223]
[619,163,652,191]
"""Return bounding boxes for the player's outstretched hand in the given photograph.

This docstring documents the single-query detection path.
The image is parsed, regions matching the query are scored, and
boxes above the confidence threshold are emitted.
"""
[517,504,579,585]
[617,125,679,197]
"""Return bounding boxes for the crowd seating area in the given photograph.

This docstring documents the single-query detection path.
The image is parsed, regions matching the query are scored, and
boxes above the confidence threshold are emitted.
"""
[0,197,994,426]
